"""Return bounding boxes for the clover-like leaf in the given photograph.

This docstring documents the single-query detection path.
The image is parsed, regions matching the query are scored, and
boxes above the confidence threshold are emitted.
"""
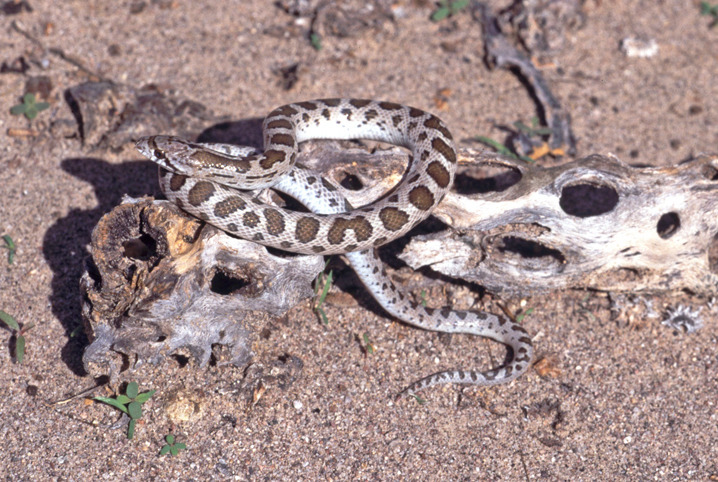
[159,445,171,456]
[165,434,175,445]
[127,400,143,420]
[134,389,156,403]
[126,381,139,399]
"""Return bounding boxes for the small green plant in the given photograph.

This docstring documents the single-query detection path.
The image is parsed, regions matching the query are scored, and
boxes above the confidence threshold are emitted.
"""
[313,259,333,325]
[10,93,50,120]
[310,32,322,50]
[514,117,553,138]
[411,393,427,404]
[361,332,375,355]
[700,2,718,27]
[420,290,427,307]
[1,235,16,265]
[94,382,156,439]
[474,135,535,164]
[0,310,33,363]
[516,307,534,323]
[431,0,469,22]
[159,434,187,456]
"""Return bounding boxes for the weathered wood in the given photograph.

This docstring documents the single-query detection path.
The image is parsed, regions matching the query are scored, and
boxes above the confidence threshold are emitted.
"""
[80,196,323,380]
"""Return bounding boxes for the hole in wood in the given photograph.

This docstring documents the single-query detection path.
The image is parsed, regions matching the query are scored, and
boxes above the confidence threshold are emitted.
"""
[210,270,250,295]
[701,163,718,181]
[454,165,522,195]
[559,183,619,217]
[499,236,566,263]
[656,212,681,239]
[122,233,157,260]
[339,172,364,191]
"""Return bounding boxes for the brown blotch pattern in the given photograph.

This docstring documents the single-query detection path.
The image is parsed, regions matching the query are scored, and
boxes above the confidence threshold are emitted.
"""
[423,115,453,140]
[260,150,286,169]
[296,101,318,110]
[295,217,320,243]
[349,99,371,108]
[213,196,246,218]
[187,181,215,206]
[409,108,424,118]
[169,173,187,191]
[327,217,373,245]
[266,118,292,130]
[364,109,378,121]
[391,115,403,127]
[321,108,331,120]
[273,105,298,116]
[379,207,410,231]
[408,186,435,210]
[322,98,341,107]
[431,137,456,164]
[378,101,403,111]
[426,161,451,188]
[243,212,260,227]
[270,133,294,147]
[263,209,286,236]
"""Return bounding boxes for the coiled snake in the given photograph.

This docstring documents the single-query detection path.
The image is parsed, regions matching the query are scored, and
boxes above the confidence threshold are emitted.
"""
[136,98,533,396]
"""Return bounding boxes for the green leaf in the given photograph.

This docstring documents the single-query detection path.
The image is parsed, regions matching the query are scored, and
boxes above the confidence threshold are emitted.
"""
[10,104,26,115]
[134,389,156,403]
[24,107,38,120]
[115,394,132,405]
[93,396,130,414]
[317,307,329,325]
[310,33,322,51]
[516,307,534,323]
[411,394,426,405]
[159,445,171,456]
[431,6,450,22]
[23,93,36,104]
[165,434,175,444]
[316,270,333,307]
[126,381,139,399]
[127,419,136,439]
[174,442,186,450]
[0,310,20,331]
[16,334,25,363]
[127,400,143,419]
[170,446,179,456]
[35,102,50,111]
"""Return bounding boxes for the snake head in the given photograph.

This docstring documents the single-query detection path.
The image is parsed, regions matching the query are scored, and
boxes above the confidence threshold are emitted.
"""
[135,135,199,175]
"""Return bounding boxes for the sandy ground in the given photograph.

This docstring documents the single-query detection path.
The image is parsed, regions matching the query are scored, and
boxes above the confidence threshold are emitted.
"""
[0,0,717,480]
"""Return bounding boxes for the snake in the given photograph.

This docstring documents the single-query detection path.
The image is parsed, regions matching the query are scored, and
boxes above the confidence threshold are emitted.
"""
[136,98,533,396]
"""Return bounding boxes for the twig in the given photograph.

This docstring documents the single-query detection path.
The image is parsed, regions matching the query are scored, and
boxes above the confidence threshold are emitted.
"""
[473,3,577,156]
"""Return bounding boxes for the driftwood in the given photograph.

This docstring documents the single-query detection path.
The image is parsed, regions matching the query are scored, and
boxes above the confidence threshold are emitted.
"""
[304,142,718,296]
[80,196,323,380]
[80,142,718,376]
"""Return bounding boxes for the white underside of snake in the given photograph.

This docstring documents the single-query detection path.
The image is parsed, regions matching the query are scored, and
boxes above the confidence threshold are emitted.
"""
[136,98,533,396]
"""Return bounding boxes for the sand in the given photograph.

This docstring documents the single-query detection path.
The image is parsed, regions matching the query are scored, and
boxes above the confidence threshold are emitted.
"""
[0,1,716,479]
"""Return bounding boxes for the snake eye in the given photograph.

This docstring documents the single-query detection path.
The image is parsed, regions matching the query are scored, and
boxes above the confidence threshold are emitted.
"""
[154,149,166,160]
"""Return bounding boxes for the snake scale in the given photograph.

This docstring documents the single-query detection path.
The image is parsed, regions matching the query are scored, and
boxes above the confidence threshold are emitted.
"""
[136,98,533,396]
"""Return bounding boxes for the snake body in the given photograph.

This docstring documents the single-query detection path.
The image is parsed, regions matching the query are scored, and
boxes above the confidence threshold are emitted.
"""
[136,99,533,395]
